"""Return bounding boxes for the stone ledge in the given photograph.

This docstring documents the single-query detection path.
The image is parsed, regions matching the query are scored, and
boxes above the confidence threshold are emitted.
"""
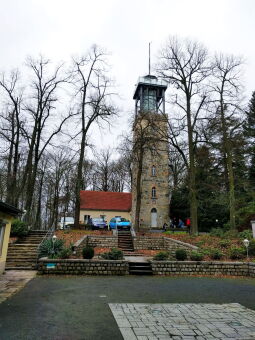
[163,237,198,250]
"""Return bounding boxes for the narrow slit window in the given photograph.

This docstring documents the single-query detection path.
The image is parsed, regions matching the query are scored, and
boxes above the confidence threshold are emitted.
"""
[152,187,156,198]
[152,165,156,176]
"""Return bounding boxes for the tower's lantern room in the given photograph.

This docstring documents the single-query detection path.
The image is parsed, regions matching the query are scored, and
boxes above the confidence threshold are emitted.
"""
[133,75,168,115]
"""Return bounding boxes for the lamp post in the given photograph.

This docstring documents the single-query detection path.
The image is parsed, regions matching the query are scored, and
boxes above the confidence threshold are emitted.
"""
[52,234,57,255]
[243,239,249,260]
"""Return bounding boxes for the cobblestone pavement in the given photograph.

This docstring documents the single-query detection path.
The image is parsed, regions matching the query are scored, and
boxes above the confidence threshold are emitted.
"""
[0,270,36,304]
[109,303,255,340]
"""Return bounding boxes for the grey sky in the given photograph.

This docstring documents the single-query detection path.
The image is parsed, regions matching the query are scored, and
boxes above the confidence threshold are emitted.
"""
[1,0,254,150]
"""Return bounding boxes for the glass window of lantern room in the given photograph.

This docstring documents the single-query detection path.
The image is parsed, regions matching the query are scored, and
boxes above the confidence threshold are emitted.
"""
[148,89,156,111]
[142,88,156,112]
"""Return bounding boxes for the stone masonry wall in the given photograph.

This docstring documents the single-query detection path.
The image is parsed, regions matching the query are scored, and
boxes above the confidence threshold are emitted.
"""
[151,261,255,277]
[133,236,165,250]
[37,259,255,277]
[133,236,197,259]
[38,259,128,275]
[163,237,198,259]
[131,114,170,229]
[74,235,118,256]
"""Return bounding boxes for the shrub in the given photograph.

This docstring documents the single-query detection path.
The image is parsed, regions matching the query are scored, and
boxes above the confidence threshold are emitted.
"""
[248,239,255,256]
[82,246,94,259]
[210,228,224,238]
[229,246,245,260]
[11,219,29,237]
[101,248,123,260]
[238,229,253,240]
[201,248,211,256]
[224,229,239,239]
[153,251,169,261]
[190,251,204,261]
[59,247,72,259]
[195,239,206,247]
[39,238,65,259]
[219,239,231,248]
[209,248,223,260]
[175,249,187,261]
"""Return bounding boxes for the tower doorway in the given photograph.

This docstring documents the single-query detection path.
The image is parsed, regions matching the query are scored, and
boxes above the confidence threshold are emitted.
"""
[151,208,157,228]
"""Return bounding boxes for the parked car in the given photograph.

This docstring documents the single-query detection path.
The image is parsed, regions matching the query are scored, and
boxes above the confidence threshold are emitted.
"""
[109,217,131,231]
[89,218,108,230]
[58,217,74,230]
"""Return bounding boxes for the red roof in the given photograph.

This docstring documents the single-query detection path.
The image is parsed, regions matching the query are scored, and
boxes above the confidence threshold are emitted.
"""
[80,191,132,211]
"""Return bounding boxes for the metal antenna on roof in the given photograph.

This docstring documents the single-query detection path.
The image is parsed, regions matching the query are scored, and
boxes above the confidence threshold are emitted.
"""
[149,42,151,75]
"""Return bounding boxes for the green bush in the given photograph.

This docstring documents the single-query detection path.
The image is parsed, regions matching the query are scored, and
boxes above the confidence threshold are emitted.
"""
[190,251,204,261]
[59,247,72,259]
[238,230,253,240]
[229,246,245,260]
[209,248,223,260]
[235,201,255,230]
[248,239,255,256]
[39,238,65,259]
[210,228,224,238]
[175,249,187,261]
[100,248,123,260]
[153,251,169,261]
[11,219,29,237]
[82,246,94,259]
[224,229,239,239]
[195,239,206,247]
[219,239,231,248]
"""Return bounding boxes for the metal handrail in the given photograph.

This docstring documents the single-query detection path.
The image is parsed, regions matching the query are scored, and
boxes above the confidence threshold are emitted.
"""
[37,226,55,259]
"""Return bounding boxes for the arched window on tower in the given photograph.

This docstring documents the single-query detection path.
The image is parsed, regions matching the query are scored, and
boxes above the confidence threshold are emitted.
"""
[151,165,156,176]
[152,186,156,198]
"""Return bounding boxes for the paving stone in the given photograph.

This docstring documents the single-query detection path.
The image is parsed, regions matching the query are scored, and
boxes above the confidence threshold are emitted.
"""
[109,303,255,339]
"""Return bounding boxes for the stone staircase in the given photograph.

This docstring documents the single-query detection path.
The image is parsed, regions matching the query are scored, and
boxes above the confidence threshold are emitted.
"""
[117,231,134,252]
[128,262,153,275]
[6,230,47,270]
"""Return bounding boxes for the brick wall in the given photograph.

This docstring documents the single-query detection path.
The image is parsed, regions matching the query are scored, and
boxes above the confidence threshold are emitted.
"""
[38,259,128,275]
[151,261,255,277]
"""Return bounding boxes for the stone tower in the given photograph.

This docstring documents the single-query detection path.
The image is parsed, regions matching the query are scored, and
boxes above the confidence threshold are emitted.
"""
[131,74,170,230]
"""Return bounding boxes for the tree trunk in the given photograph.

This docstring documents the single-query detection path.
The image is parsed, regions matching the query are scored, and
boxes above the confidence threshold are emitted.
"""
[134,148,143,231]
[186,100,198,234]
[74,133,86,228]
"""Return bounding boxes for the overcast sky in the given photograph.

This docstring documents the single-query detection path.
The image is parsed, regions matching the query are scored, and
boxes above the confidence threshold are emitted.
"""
[1,0,254,151]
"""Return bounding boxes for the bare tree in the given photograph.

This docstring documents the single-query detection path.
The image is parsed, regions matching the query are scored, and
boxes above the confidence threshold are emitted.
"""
[20,56,72,224]
[70,45,117,227]
[0,70,23,206]
[205,54,244,229]
[157,37,210,234]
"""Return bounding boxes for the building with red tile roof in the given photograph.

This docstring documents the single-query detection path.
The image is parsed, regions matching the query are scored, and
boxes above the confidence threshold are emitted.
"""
[79,190,132,224]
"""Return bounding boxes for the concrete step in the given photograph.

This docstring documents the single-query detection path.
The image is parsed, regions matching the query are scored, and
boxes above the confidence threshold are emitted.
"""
[6,263,36,267]
[5,266,36,270]
[128,262,153,275]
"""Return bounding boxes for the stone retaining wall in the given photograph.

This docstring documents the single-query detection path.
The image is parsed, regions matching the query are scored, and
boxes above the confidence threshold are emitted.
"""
[74,235,118,256]
[151,261,255,277]
[38,259,255,277]
[38,259,128,275]
[163,237,197,259]
[133,236,164,250]
[74,235,197,256]
[133,236,197,256]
